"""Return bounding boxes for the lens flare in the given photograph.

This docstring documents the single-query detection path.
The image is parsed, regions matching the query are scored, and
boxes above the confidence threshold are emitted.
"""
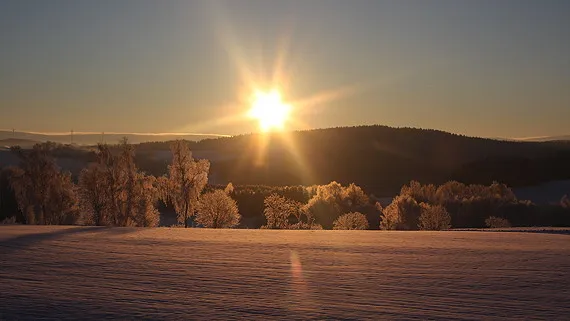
[248,90,291,132]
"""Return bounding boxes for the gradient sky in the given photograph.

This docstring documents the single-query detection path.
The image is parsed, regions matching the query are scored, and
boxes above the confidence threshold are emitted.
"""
[1,0,569,138]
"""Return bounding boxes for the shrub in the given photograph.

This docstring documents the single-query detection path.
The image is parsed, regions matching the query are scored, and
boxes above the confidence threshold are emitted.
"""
[485,216,511,228]
[333,212,369,230]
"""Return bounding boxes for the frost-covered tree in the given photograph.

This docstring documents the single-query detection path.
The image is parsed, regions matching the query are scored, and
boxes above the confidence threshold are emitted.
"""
[262,194,321,229]
[333,212,369,230]
[380,194,420,230]
[9,144,79,225]
[164,140,210,228]
[304,181,371,229]
[224,182,234,194]
[78,142,160,227]
[262,194,297,229]
[304,196,341,229]
[78,163,108,225]
[341,183,369,208]
[417,203,451,230]
[195,189,240,228]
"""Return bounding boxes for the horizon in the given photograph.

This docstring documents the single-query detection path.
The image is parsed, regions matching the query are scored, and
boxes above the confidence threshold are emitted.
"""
[1,0,569,138]
[1,124,569,142]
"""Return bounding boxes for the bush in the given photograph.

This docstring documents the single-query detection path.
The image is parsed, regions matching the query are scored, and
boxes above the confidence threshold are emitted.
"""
[418,203,451,230]
[485,216,511,228]
[333,212,369,230]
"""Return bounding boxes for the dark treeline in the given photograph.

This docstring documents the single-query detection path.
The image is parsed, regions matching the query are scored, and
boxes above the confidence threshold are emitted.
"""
[1,141,569,230]
[3,125,568,196]
[134,125,570,195]
[381,181,570,230]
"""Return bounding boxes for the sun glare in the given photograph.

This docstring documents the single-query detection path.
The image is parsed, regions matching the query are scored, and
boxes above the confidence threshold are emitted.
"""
[248,90,291,132]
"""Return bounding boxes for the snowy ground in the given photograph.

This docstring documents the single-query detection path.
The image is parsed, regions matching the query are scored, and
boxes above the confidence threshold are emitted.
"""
[1,226,569,320]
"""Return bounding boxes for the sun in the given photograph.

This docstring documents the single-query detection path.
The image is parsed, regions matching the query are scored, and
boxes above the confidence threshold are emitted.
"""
[248,90,291,132]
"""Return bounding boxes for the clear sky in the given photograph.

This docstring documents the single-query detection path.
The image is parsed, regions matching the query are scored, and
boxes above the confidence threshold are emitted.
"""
[1,0,569,138]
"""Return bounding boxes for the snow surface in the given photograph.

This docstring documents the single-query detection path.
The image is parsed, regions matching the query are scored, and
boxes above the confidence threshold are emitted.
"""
[1,226,569,320]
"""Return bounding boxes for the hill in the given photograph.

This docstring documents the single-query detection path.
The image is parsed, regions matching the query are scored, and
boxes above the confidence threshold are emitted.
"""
[136,126,570,195]
[2,125,570,196]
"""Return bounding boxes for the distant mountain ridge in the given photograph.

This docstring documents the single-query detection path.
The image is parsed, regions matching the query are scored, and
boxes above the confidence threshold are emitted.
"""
[2,128,568,146]
[0,130,228,146]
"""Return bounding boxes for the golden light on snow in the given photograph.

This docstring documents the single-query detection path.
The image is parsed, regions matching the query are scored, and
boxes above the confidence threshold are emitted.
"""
[248,90,291,132]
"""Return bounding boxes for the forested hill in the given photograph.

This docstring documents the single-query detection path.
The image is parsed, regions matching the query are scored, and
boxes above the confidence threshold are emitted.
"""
[135,125,570,195]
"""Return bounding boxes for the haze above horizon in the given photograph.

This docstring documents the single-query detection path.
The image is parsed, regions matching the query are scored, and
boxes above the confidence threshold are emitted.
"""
[1,0,569,139]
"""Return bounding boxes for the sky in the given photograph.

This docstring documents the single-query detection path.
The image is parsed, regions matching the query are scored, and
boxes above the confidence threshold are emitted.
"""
[1,0,569,139]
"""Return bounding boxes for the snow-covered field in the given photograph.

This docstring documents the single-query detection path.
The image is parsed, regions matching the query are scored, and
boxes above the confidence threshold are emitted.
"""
[1,226,569,320]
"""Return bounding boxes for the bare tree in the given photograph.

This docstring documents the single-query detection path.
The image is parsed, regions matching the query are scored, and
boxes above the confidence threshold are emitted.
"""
[164,140,210,228]
[333,212,369,230]
[417,203,451,230]
[195,189,240,228]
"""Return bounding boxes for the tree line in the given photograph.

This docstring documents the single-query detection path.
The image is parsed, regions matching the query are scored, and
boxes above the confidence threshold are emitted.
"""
[133,125,570,195]
[1,141,240,228]
[1,141,570,230]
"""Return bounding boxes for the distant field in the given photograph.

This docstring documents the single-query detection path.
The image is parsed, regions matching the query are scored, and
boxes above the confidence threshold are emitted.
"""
[1,227,569,320]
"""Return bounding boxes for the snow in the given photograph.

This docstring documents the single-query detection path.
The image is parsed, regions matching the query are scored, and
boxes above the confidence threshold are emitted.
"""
[1,226,569,320]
